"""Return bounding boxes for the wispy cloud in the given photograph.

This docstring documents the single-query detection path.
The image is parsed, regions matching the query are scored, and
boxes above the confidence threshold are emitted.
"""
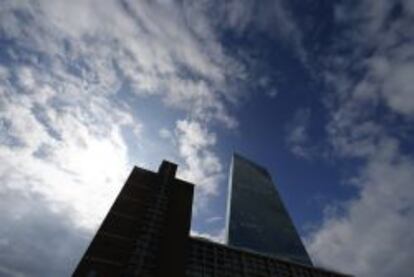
[307,138,414,277]
[5,1,414,276]
[175,119,224,211]
[206,216,224,224]
[307,1,414,276]
[0,0,250,275]
[285,108,314,159]
[215,0,306,62]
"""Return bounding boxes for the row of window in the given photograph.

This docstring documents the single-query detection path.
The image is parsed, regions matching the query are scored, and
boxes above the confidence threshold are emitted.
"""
[124,180,171,275]
[186,239,342,277]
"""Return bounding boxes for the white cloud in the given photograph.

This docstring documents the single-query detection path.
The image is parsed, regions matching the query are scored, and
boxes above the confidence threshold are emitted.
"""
[174,119,224,210]
[382,62,414,116]
[159,119,225,214]
[0,186,90,276]
[1,0,244,127]
[286,108,314,159]
[309,1,414,276]
[1,1,250,274]
[266,89,279,98]
[216,0,306,61]
[307,139,414,277]
[0,0,252,220]
[0,73,132,229]
[206,216,223,223]
[159,127,173,140]
[327,0,414,118]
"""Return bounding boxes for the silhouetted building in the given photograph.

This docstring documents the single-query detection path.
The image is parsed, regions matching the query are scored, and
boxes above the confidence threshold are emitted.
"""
[73,161,193,276]
[226,153,312,265]
[73,159,349,277]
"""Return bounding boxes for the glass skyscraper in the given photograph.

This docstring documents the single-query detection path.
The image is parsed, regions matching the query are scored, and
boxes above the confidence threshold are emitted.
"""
[226,153,313,266]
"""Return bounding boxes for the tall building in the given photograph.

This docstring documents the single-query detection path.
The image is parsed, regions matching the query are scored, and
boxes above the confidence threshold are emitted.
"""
[73,161,194,276]
[73,159,349,277]
[226,153,312,265]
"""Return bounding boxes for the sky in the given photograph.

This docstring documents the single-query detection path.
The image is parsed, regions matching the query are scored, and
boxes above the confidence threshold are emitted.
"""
[1,0,414,276]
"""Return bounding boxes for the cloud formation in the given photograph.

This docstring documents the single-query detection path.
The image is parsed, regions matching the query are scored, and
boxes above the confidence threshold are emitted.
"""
[0,187,89,276]
[175,119,224,210]
[0,0,249,275]
[2,0,414,276]
[286,108,314,159]
[308,138,414,276]
[307,1,414,276]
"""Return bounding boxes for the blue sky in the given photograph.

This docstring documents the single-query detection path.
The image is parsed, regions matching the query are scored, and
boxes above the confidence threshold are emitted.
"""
[1,0,414,276]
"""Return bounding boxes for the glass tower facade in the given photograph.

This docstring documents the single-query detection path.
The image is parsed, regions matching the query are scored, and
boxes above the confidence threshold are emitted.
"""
[225,153,313,266]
